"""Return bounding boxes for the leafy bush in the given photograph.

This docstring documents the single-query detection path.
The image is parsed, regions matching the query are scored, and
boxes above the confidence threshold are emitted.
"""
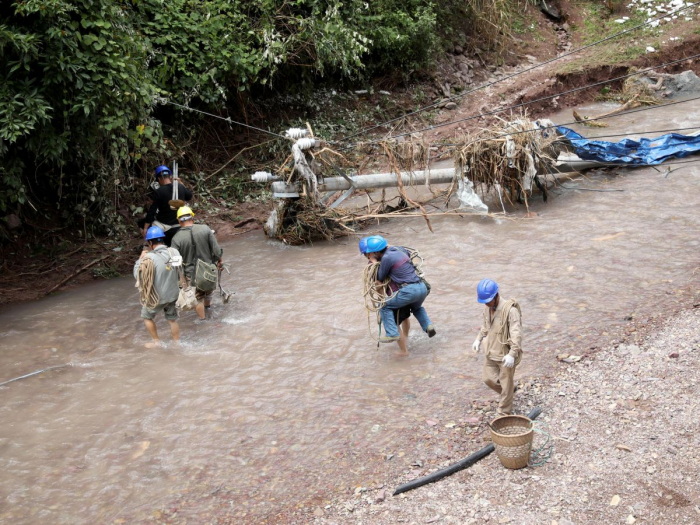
[0,0,497,228]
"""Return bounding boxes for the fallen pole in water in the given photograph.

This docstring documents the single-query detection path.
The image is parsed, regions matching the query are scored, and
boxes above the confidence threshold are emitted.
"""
[0,365,71,388]
[392,406,542,496]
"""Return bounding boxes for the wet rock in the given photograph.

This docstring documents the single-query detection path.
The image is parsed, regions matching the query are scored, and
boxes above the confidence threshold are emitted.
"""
[454,45,464,55]
[445,102,458,110]
[610,495,621,506]
[669,352,679,358]
[313,506,324,517]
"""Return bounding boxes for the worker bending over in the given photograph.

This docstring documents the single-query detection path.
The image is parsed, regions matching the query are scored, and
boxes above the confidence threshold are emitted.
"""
[472,279,522,415]
[359,238,412,355]
[171,206,223,320]
[364,235,436,344]
[134,226,182,347]
[142,165,193,246]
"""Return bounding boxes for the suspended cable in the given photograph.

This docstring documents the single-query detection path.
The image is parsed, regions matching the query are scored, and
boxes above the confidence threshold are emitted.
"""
[440,125,700,148]
[439,95,700,151]
[157,98,289,140]
[381,53,700,143]
[339,1,699,143]
[552,126,700,142]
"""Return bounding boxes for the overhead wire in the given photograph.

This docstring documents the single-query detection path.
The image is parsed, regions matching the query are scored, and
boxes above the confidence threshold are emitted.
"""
[339,1,699,144]
[381,53,700,143]
[434,94,700,152]
[440,125,700,148]
[158,98,289,141]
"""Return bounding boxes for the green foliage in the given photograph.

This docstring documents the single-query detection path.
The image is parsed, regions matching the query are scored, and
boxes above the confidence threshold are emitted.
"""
[0,0,491,226]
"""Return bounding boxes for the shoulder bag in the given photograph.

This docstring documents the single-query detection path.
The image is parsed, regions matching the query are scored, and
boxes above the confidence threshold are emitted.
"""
[190,228,218,293]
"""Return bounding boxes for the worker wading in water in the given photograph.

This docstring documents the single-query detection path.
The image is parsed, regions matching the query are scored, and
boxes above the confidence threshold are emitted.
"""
[134,226,182,348]
[472,279,522,415]
[362,235,436,345]
[171,206,224,320]
[141,165,193,246]
[359,238,413,355]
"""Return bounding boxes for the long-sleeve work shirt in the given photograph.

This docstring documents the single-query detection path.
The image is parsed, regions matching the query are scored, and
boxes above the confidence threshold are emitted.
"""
[479,298,522,364]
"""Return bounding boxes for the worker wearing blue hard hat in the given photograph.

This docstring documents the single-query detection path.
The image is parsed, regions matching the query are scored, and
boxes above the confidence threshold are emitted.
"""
[359,236,414,354]
[472,279,523,415]
[360,235,436,345]
[133,225,183,348]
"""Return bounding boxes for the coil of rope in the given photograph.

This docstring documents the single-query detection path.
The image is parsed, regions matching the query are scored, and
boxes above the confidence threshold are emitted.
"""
[361,247,426,342]
[496,299,522,346]
[138,257,160,309]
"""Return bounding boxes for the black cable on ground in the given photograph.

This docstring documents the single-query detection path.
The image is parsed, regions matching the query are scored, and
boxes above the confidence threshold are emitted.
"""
[392,407,543,496]
[339,2,698,144]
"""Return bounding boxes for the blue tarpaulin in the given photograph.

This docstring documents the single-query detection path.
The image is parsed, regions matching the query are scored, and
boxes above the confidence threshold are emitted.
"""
[556,126,700,165]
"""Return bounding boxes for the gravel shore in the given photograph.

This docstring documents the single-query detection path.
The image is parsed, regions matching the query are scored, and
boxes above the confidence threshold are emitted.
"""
[302,307,700,524]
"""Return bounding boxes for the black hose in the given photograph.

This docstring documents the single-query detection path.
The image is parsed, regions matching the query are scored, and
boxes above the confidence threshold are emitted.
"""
[392,407,543,496]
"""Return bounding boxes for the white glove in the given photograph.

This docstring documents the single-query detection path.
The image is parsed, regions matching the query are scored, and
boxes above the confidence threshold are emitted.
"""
[502,355,515,368]
[472,337,482,353]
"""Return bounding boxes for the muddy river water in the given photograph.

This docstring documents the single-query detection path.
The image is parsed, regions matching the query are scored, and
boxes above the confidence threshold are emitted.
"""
[1,101,699,523]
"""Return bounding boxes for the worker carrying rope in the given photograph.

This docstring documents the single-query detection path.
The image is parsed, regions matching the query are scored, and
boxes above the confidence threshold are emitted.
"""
[360,235,436,349]
[471,279,522,415]
[134,226,182,348]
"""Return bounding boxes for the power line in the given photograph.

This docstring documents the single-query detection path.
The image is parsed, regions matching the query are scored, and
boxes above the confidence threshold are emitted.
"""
[440,125,700,148]
[438,95,700,151]
[552,126,700,142]
[382,53,700,143]
[339,1,698,143]
[158,98,289,140]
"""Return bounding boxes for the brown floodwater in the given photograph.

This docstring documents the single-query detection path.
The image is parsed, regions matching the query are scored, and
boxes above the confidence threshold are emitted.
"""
[0,100,699,523]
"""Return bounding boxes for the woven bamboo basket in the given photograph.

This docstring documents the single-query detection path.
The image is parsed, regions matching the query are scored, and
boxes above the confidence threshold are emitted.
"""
[489,415,534,469]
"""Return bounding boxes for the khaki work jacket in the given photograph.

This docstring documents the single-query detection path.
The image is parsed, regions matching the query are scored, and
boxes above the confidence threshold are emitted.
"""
[479,298,522,365]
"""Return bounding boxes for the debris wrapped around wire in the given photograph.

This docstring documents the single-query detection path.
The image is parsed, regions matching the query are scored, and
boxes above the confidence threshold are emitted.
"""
[266,117,562,244]
[454,115,558,210]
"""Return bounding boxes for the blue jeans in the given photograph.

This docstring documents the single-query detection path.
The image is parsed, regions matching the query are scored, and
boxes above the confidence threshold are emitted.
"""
[381,281,431,338]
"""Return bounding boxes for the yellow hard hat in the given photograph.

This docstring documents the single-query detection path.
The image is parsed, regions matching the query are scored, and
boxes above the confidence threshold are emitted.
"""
[177,206,194,220]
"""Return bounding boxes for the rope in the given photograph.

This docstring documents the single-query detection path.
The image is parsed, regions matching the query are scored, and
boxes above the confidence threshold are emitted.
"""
[138,257,160,309]
[361,247,426,341]
[529,421,554,467]
[495,299,521,347]
[339,1,699,144]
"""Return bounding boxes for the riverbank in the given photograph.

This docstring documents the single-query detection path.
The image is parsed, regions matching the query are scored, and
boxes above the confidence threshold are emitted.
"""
[296,298,700,524]
[2,1,699,305]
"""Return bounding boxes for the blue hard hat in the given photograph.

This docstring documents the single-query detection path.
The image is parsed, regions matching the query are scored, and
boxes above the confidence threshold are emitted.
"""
[145,225,166,241]
[359,238,368,254]
[365,235,388,253]
[477,279,499,304]
[154,165,171,179]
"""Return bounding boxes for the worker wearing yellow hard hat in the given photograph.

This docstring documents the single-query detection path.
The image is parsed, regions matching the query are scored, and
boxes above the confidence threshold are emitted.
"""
[171,206,223,320]
[176,206,195,220]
